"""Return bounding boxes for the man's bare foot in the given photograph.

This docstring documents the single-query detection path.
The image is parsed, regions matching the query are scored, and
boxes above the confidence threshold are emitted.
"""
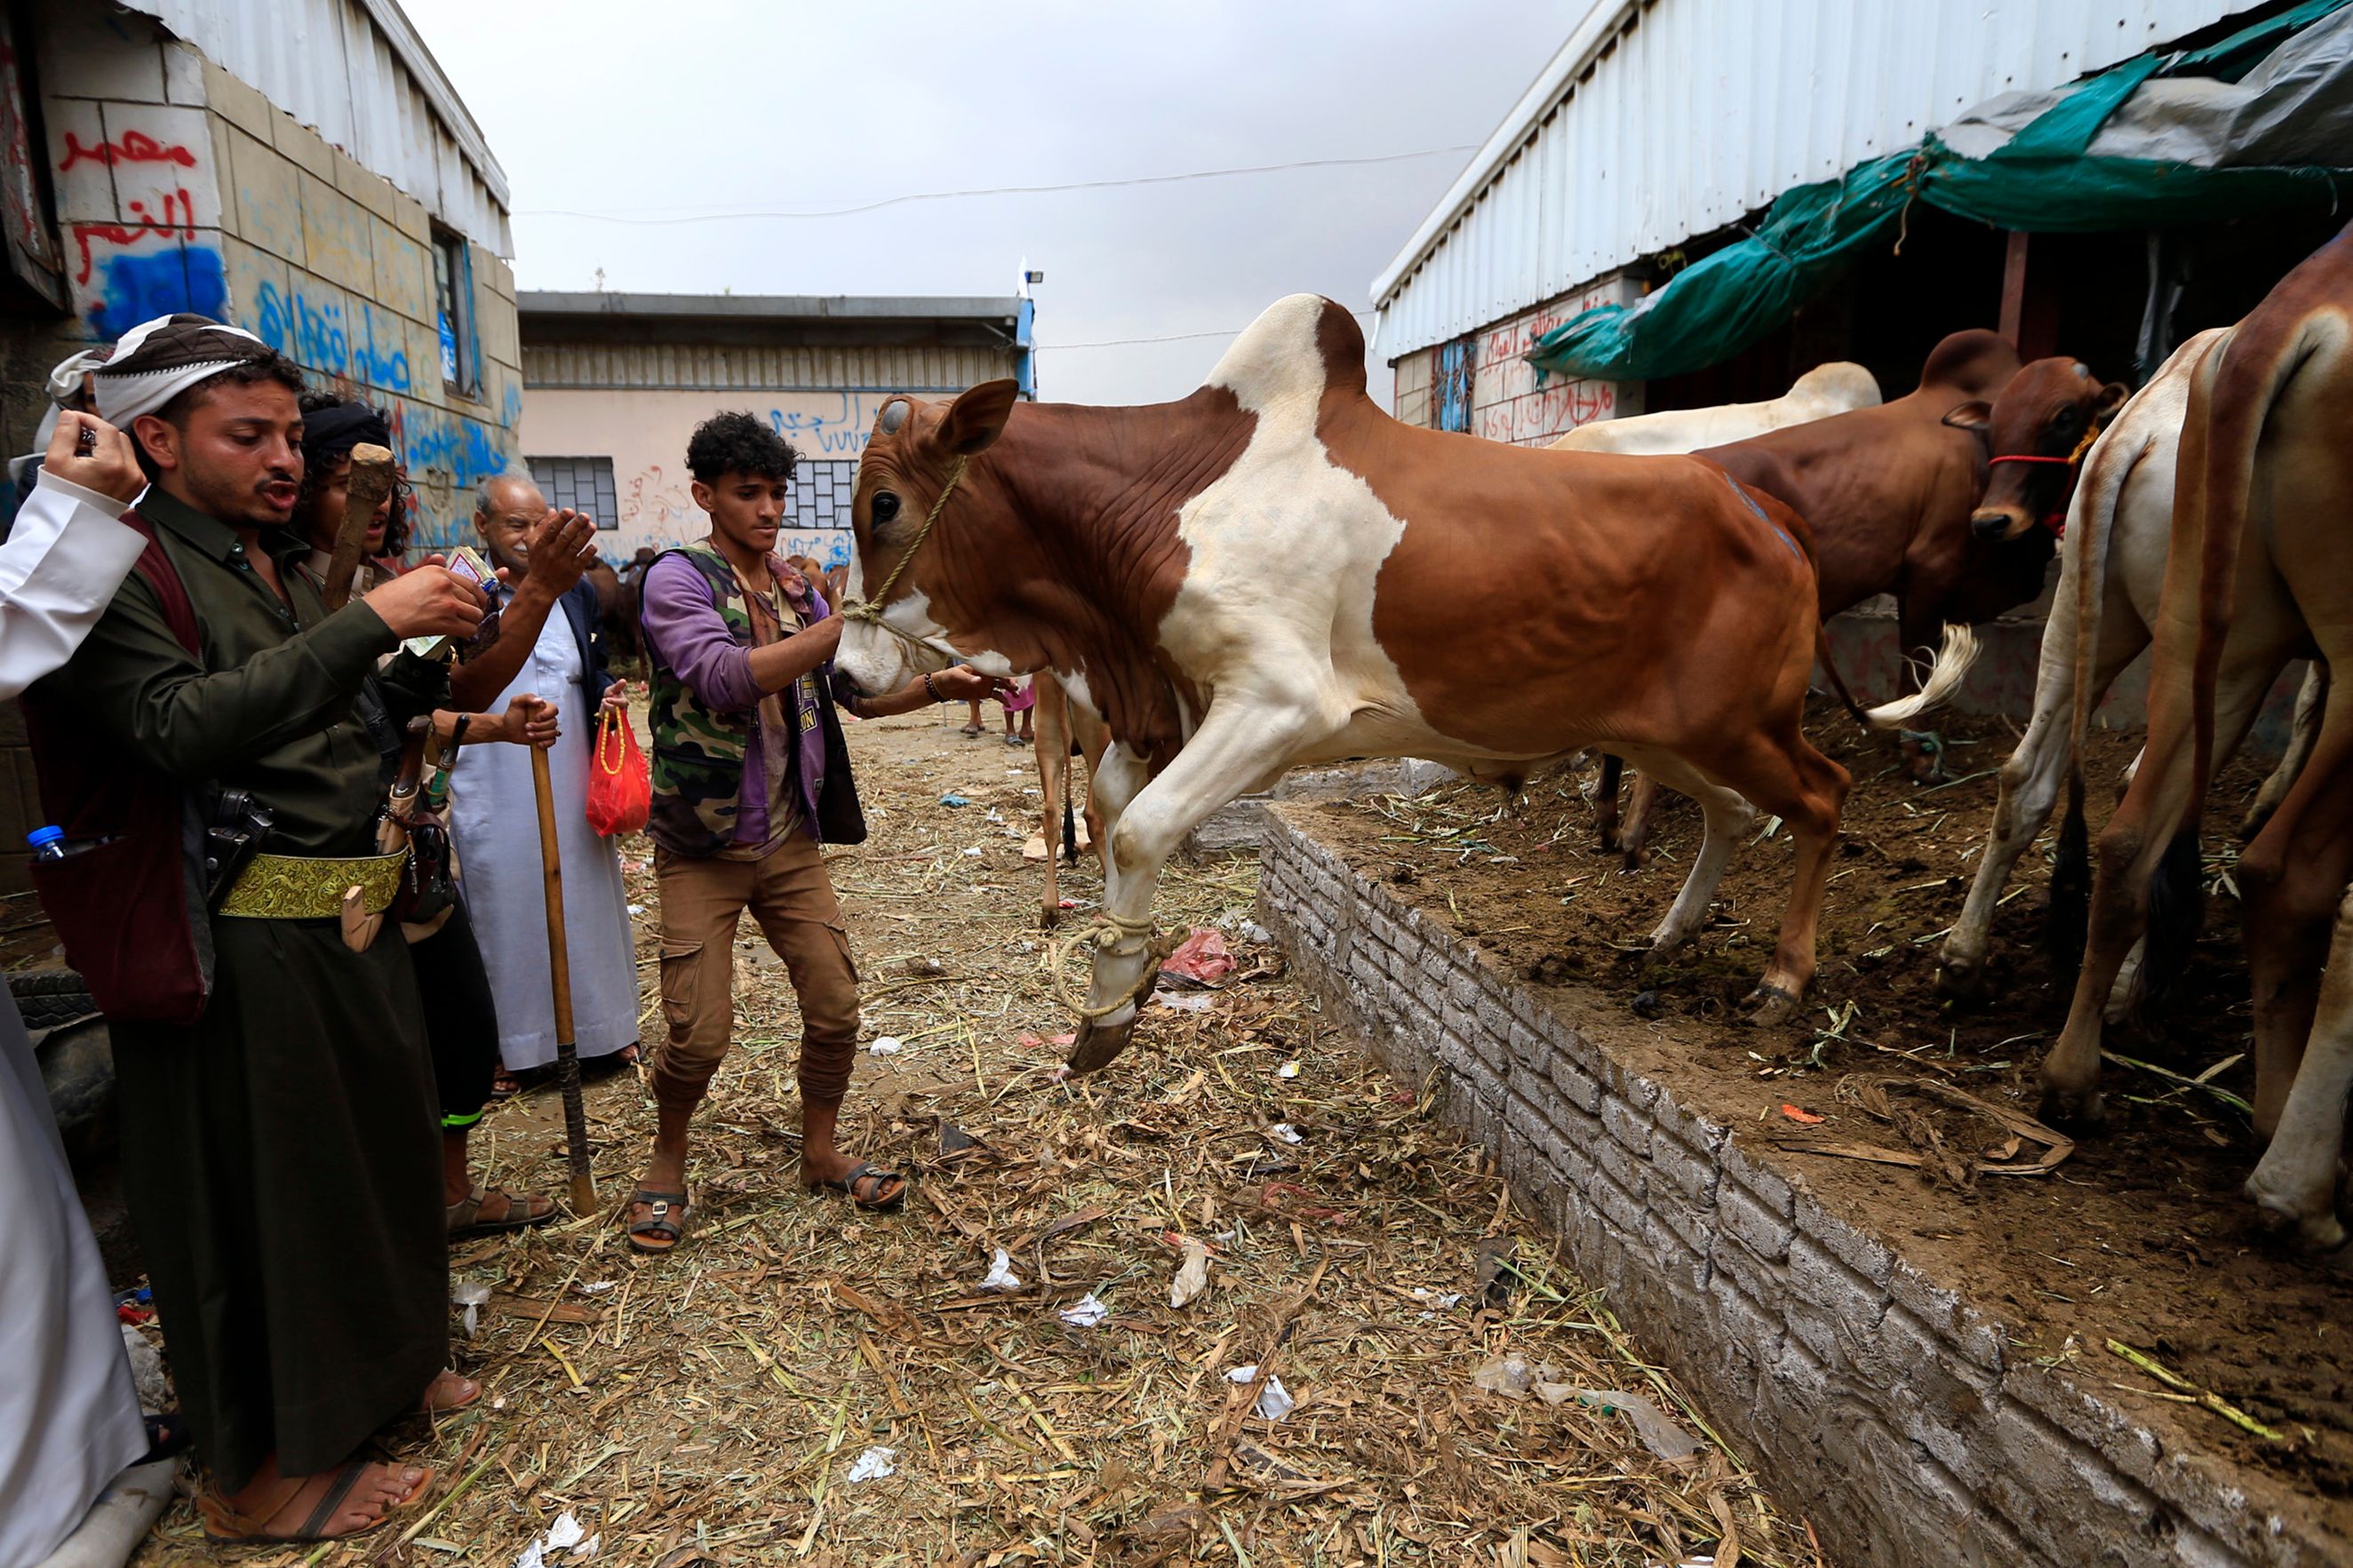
[419,1369,478,1413]
[202,1453,428,1541]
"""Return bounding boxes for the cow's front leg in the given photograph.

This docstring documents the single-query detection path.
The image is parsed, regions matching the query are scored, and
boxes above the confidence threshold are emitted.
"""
[1065,700,1316,1075]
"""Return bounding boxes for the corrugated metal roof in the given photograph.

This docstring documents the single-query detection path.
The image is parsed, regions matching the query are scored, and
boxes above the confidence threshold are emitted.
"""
[1371,0,2252,360]
[520,291,1025,324]
[117,0,511,251]
[522,340,1018,393]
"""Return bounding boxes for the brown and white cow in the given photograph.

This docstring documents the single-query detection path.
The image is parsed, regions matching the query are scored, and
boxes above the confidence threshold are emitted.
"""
[833,296,1966,1072]
[1548,361,1882,456]
[1603,333,2110,864]
[2038,227,2353,1198]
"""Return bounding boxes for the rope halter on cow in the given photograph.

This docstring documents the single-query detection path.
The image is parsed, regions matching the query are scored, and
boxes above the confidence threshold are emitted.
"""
[835,455,969,671]
[1051,909,1176,1021]
[1985,420,2103,538]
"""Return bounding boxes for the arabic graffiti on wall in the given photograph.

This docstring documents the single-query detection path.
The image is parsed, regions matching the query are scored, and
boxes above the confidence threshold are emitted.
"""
[252,279,411,392]
[393,381,522,551]
[54,106,225,336]
[1464,280,1641,446]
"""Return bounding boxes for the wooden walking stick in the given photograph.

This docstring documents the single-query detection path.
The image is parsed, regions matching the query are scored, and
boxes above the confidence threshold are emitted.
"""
[321,442,395,611]
[531,745,599,1216]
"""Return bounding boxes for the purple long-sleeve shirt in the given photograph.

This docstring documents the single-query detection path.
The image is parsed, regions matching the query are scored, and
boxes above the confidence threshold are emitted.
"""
[641,551,831,848]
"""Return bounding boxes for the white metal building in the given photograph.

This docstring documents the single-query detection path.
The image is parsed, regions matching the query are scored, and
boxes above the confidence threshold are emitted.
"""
[1372,0,2261,442]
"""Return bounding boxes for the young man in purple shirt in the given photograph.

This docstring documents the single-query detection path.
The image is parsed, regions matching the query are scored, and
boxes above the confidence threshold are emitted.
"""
[627,412,997,1250]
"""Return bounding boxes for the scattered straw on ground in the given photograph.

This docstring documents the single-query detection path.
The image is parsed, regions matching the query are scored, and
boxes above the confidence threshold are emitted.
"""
[136,709,1825,1568]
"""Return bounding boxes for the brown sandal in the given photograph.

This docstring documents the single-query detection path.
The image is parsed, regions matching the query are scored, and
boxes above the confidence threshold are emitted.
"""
[624,1188,690,1254]
[198,1460,432,1543]
[806,1162,906,1213]
[447,1184,556,1238]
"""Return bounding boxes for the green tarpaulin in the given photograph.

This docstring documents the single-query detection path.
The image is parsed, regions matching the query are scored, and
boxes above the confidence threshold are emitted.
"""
[1527,0,2353,384]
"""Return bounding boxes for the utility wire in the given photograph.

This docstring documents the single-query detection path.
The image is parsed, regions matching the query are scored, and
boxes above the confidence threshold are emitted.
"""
[514,147,1477,225]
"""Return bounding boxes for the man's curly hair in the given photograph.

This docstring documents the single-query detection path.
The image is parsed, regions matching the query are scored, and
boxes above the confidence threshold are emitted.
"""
[686,410,797,484]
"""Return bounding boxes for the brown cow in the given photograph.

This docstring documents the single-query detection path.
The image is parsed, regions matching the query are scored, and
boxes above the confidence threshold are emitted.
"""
[1604,333,2115,864]
[831,296,1967,1072]
[2041,226,2353,1186]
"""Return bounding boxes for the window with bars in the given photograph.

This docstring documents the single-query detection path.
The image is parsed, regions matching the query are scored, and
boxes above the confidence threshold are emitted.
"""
[431,227,477,396]
[526,456,619,529]
[788,460,856,528]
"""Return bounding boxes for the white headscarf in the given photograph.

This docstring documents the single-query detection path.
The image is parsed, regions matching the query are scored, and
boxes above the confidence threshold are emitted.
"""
[90,314,269,426]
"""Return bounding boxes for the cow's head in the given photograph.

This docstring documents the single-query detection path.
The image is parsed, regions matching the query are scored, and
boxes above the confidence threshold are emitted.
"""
[1942,358,2126,542]
[834,379,1023,697]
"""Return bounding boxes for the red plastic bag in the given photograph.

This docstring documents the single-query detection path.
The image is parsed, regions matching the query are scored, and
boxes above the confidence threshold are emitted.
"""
[586,704,650,837]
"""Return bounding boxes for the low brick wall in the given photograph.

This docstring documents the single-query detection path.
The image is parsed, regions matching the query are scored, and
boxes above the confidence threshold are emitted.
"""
[1257,805,2325,1567]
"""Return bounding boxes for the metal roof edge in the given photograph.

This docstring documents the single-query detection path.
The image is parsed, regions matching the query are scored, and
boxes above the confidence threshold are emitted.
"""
[1368,0,1638,309]
[516,291,1026,322]
[354,0,511,206]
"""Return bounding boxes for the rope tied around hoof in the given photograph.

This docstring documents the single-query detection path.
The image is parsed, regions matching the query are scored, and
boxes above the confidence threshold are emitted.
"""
[1051,910,1175,1020]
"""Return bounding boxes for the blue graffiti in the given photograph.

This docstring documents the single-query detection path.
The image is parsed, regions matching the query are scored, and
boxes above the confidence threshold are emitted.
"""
[780,529,853,568]
[402,407,506,491]
[768,392,898,456]
[89,245,227,338]
[252,280,411,392]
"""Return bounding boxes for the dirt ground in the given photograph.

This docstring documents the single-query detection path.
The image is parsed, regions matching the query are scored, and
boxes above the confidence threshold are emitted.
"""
[131,705,1828,1568]
[1294,704,2353,1538]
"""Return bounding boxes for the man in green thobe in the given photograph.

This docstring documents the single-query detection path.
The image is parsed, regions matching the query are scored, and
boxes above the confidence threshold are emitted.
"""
[30,316,491,1543]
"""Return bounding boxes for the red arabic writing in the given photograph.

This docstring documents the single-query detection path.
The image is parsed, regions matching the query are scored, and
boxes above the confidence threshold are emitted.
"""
[59,130,196,172]
[69,193,197,283]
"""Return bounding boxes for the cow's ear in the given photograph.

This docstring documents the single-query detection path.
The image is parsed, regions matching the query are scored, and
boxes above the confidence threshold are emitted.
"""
[2094,381,2128,418]
[937,379,1020,456]
[1941,400,1991,432]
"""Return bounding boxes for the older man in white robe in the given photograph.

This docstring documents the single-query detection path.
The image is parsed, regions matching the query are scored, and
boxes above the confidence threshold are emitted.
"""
[446,475,640,1087]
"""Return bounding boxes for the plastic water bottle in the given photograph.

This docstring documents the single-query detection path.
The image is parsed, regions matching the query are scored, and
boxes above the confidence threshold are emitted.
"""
[28,825,67,863]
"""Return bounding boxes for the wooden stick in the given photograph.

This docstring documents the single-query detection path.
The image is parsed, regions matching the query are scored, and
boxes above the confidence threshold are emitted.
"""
[321,442,394,611]
[532,744,597,1215]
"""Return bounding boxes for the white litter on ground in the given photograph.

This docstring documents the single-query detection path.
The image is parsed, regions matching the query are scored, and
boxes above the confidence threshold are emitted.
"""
[867,1036,905,1055]
[847,1446,897,1483]
[979,1249,1022,1293]
[1058,1293,1110,1328]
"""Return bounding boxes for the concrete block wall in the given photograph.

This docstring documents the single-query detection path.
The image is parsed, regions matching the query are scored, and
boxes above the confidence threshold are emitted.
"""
[0,5,522,896]
[1256,804,2329,1567]
[1387,276,1643,442]
[29,8,519,545]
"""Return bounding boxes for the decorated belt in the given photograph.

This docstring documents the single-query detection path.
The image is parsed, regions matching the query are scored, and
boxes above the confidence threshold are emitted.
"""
[218,849,409,920]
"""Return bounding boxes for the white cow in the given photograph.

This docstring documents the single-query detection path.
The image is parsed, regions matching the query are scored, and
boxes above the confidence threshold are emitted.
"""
[1935,329,2324,1001]
[1549,362,1881,455]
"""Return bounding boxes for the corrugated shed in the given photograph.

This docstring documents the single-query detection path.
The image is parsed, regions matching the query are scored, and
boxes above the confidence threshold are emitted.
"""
[117,0,511,251]
[522,339,1017,393]
[1372,0,2249,359]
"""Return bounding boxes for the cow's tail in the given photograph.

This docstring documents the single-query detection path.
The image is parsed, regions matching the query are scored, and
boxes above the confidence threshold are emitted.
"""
[1815,622,1980,732]
[2046,408,2138,976]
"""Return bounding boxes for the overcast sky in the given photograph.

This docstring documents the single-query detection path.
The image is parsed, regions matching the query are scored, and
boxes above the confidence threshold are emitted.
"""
[399,0,1591,407]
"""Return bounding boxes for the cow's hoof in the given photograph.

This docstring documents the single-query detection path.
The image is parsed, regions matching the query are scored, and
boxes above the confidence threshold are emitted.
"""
[1040,906,1061,932]
[1743,984,1803,1027]
[1620,845,1651,873]
[1934,953,1983,1002]
[1064,1017,1137,1076]
[2245,1176,2348,1254]
[2037,1082,2107,1132]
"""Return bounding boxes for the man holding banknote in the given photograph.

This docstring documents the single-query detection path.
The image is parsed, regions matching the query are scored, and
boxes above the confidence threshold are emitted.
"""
[28,314,488,1543]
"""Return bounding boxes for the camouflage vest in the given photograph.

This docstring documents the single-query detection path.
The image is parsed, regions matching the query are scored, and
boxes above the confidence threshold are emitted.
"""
[645,545,866,857]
